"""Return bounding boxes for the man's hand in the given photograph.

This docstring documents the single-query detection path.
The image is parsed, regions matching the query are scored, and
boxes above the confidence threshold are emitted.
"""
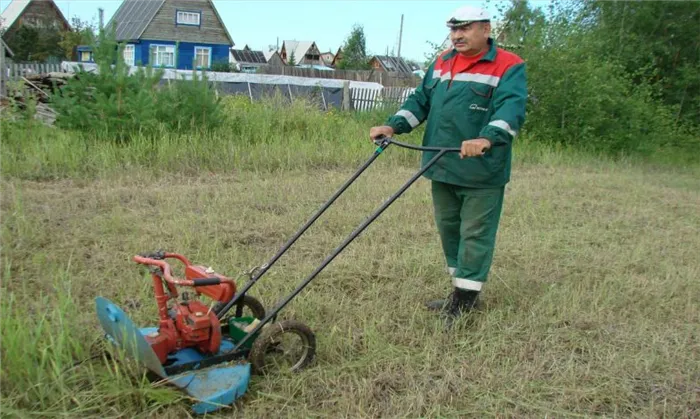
[460,138,491,158]
[369,126,395,142]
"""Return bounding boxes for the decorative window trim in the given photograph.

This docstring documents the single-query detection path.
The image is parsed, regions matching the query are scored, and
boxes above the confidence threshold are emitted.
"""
[123,44,135,66]
[194,46,212,69]
[176,10,201,27]
[150,44,176,68]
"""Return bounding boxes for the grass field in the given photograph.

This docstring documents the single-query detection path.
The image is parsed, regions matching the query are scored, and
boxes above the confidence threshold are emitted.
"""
[1,99,699,418]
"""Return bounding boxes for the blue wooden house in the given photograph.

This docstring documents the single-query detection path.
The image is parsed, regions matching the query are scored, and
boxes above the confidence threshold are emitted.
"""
[80,0,234,70]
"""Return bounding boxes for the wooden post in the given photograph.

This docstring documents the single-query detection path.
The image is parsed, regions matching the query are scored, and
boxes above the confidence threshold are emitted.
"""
[0,46,5,98]
[342,81,350,111]
[398,14,404,58]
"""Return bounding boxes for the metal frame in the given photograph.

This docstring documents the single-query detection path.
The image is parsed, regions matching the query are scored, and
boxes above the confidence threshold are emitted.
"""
[215,137,463,351]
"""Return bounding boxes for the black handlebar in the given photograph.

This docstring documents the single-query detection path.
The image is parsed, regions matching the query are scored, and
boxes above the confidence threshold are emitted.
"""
[373,136,497,154]
[138,250,165,260]
[192,278,221,286]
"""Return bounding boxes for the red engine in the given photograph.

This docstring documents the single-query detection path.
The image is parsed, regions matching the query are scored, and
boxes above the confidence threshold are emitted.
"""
[133,253,236,365]
[145,300,222,364]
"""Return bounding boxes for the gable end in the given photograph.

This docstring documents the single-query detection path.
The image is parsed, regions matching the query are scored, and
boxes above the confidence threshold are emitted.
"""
[140,0,233,45]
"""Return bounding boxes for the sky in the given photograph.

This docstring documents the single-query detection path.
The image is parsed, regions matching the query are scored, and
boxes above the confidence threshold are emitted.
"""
[1,0,550,63]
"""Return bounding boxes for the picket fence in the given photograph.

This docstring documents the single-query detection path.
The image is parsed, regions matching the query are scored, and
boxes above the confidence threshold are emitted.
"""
[1,62,63,97]
[4,63,63,80]
[350,86,415,111]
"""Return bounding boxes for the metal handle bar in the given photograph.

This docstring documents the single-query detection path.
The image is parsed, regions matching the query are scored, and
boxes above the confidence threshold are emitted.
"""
[216,136,474,321]
[373,136,463,153]
[133,255,235,287]
[230,141,468,350]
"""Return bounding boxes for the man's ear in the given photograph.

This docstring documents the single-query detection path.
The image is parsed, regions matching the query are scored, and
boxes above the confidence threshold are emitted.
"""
[482,22,492,39]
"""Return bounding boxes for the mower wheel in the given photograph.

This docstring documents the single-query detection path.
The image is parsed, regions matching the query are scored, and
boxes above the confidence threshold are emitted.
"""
[213,295,266,320]
[249,320,316,375]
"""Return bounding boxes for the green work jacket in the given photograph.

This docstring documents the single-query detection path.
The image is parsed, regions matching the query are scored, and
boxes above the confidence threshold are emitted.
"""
[385,39,527,188]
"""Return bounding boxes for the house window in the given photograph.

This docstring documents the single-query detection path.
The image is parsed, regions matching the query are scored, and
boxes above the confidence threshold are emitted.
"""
[150,45,175,67]
[123,45,135,66]
[194,46,211,69]
[80,51,91,62]
[177,11,201,26]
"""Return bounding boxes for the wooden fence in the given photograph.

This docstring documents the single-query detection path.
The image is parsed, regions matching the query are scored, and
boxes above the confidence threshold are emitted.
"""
[350,86,415,111]
[257,65,419,88]
[0,53,7,97]
[4,62,62,80]
[1,62,63,97]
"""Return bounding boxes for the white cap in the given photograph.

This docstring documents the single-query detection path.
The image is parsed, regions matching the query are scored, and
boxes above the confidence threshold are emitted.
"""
[446,5,490,27]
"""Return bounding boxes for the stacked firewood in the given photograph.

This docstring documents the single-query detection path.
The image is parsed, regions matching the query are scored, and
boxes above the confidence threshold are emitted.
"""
[22,72,74,94]
[2,72,74,126]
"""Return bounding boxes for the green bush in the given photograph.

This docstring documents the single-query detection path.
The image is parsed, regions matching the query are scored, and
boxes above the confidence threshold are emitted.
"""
[523,45,696,156]
[501,0,699,157]
[50,28,223,141]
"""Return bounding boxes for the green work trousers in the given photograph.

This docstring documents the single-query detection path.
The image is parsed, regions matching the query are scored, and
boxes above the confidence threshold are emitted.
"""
[431,180,505,291]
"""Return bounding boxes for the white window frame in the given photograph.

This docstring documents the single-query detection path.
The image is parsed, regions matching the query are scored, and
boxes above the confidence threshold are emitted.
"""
[176,10,201,26]
[194,46,212,69]
[123,44,135,66]
[150,44,176,67]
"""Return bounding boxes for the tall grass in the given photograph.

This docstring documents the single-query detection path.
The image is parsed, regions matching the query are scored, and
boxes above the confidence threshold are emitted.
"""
[1,96,414,180]
[2,95,698,182]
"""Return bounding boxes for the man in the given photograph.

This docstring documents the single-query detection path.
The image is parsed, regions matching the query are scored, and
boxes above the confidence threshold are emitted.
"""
[369,6,527,321]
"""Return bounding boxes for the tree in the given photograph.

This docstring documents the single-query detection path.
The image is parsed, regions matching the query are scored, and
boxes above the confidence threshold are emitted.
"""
[337,24,371,70]
[288,50,296,66]
[59,17,97,60]
[423,39,446,67]
[5,25,65,62]
[581,0,700,125]
[498,0,546,48]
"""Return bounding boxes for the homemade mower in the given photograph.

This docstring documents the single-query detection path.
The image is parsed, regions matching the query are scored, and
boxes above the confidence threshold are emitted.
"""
[95,137,472,414]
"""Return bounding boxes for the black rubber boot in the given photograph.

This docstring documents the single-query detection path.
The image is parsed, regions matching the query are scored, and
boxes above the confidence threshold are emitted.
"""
[425,288,479,316]
[446,289,479,317]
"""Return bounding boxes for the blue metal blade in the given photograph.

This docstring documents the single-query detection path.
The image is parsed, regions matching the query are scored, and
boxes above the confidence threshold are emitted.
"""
[95,297,251,414]
[95,296,167,378]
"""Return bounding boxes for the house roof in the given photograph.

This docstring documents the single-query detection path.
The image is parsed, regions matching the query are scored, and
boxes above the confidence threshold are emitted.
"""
[372,55,414,73]
[231,48,266,64]
[320,51,334,65]
[263,49,277,61]
[283,40,315,62]
[106,0,234,45]
[330,47,343,66]
[105,0,164,41]
[0,0,30,30]
[0,0,70,31]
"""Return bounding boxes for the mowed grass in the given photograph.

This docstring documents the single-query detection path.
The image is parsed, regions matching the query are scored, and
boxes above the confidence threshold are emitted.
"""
[2,97,700,417]
[2,130,699,418]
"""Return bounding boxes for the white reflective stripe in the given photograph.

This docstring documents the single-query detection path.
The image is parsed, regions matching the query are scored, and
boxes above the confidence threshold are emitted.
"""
[452,277,484,291]
[452,73,500,87]
[432,71,500,87]
[395,109,420,128]
[447,267,456,276]
[489,120,517,137]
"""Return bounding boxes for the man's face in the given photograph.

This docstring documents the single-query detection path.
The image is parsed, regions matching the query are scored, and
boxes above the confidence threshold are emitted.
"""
[449,21,491,54]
